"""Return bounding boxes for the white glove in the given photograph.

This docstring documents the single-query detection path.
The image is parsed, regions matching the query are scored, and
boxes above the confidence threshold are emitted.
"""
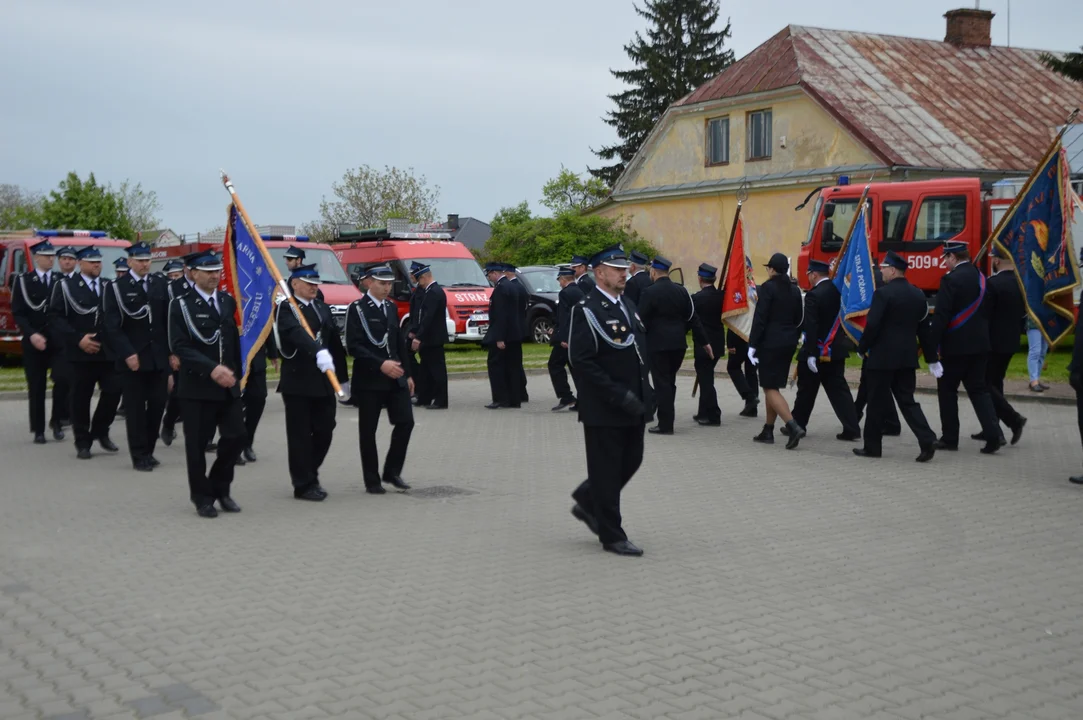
[747,347,759,366]
[928,361,944,379]
[337,381,352,403]
[807,356,818,374]
[315,349,335,373]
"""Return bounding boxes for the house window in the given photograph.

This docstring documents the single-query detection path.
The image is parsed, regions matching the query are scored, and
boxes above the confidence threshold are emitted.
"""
[706,117,729,165]
[914,196,967,241]
[747,109,773,160]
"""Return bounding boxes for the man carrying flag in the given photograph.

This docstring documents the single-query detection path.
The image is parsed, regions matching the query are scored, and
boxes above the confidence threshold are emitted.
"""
[719,220,759,418]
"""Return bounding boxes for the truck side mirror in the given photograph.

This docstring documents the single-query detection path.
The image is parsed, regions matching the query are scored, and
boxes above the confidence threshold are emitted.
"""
[823,203,836,219]
[392,279,410,300]
[669,268,685,286]
[822,219,835,246]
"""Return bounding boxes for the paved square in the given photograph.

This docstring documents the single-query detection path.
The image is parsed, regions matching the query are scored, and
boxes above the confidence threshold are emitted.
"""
[2,376,1082,719]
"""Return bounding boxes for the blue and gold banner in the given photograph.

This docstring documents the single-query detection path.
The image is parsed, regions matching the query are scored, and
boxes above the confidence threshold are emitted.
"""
[223,204,277,387]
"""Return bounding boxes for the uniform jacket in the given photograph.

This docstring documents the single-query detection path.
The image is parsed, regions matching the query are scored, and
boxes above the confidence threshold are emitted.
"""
[638,276,708,352]
[552,282,585,345]
[691,285,726,357]
[624,270,653,307]
[167,277,193,303]
[568,289,655,427]
[986,269,1025,355]
[1071,318,1083,379]
[274,296,349,397]
[748,275,803,351]
[799,279,850,361]
[509,277,530,342]
[168,290,243,401]
[103,272,170,372]
[575,273,596,294]
[858,277,932,371]
[346,294,411,394]
[926,261,990,360]
[12,269,60,339]
[482,277,522,346]
[48,274,112,363]
[414,281,449,348]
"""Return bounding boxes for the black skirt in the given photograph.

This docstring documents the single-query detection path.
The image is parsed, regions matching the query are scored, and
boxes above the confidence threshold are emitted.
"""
[758,346,796,390]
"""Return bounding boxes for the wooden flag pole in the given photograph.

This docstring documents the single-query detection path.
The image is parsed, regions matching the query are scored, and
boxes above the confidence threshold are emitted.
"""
[693,197,745,398]
[219,171,345,398]
[828,183,872,281]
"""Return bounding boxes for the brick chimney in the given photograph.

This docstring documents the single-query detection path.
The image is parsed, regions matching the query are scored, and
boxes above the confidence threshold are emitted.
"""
[944,8,994,47]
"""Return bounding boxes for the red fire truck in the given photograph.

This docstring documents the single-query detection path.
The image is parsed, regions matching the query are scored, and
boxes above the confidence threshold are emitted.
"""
[332,222,492,343]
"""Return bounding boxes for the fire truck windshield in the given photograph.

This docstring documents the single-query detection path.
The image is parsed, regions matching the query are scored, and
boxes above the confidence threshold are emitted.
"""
[96,246,131,280]
[267,246,351,284]
[415,258,489,288]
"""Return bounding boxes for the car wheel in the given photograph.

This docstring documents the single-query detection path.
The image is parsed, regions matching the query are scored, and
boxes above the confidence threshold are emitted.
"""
[531,315,554,344]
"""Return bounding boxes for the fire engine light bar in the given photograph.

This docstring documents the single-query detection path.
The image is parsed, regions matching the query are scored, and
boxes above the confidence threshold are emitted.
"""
[260,235,309,242]
[35,230,108,238]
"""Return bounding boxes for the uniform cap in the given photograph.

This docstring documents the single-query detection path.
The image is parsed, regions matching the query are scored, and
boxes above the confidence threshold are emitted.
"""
[29,240,57,256]
[629,250,649,266]
[764,252,789,273]
[125,241,153,258]
[697,262,718,279]
[163,259,184,272]
[290,263,321,284]
[113,256,130,269]
[190,252,223,272]
[283,245,306,260]
[557,266,576,277]
[57,246,79,259]
[363,265,395,282]
[570,255,590,267]
[591,245,631,270]
[807,259,830,274]
[881,251,908,271]
[75,246,103,261]
[409,261,431,279]
[941,240,968,256]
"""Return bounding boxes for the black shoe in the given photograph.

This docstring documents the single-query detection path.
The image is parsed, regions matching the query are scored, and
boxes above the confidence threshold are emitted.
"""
[552,400,575,412]
[836,432,861,441]
[603,540,644,557]
[1010,417,1026,446]
[161,426,175,447]
[980,439,1001,455]
[739,400,759,418]
[970,431,1008,445]
[753,426,774,444]
[884,428,902,437]
[779,425,792,437]
[784,421,806,450]
[365,485,387,495]
[384,476,411,491]
[916,446,936,463]
[97,435,119,453]
[235,454,246,466]
[243,447,257,463]
[692,414,702,422]
[852,448,882,458]
[294,486,327,501]
[568,403,577,411]
[571,504,599,536]
[132,458,153,472]
[934,439,958,451]
[1070,475,1083,485]
[51,425,65,441]
[485,402,505,410]
[696,418,722,427]
[147,456,161,468]
[218,497,241,513]
[648,426,673,435]
[77,447,92,460]
[426,404,448,410]
[196,504,218,518]
[33,433,46,445]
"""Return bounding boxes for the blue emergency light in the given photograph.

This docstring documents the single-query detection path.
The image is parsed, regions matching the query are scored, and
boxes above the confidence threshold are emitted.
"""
[837,175,850,186]
[35,229,107,238]
[260,235,309,242]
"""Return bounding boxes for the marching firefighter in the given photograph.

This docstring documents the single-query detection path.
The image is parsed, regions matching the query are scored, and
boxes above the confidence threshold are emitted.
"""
[482,262,523,409]
[691,263,726,426]
[160,258,189,447]
[549,266,584,411]
[978,246,1027,446]
[409,261,449,409]
[570,254,596,293]
[623,250,653,306]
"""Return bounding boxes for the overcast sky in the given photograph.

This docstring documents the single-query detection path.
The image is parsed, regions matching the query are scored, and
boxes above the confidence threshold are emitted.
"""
[3,0,1080,235]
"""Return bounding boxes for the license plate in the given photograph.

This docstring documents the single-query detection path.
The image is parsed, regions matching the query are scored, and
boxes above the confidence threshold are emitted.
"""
[472,313,489,322]
[477,324,488,335]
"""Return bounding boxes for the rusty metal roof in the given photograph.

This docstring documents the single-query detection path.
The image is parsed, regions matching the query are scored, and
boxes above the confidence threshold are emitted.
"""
[677,25,1083,172]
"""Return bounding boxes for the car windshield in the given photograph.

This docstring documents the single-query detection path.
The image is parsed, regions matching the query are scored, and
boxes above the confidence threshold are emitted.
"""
[96,246,131,280]
[267,246,351,284]
[520,269,561,293]
[414,257,489,287]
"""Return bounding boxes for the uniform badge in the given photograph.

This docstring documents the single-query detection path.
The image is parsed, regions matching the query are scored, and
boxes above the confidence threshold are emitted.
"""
[601,301,610,308]
[621,325,627,332]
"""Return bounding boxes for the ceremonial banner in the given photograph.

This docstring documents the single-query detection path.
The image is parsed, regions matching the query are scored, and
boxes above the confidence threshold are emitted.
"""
[222,204,277,387]
[991,147,1080,347]
[827,202,875,348]
[720,218,757,341]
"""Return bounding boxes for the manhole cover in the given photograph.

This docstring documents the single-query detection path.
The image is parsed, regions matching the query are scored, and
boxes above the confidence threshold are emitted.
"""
[408,485,477,499]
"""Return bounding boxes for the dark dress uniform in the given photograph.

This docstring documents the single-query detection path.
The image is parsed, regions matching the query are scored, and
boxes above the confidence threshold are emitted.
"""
[275,291,349,498]
[48,267,121,456]
[346,290,415,492]
[415,279,449,408]
[575,272,596,294]
[925,252,1002,453]
[12,248,67,442]
[638,270,708,434]
[405,286,427,404]
[691,271,726,425]
[853,265,901,434]
[1069,316,1083,484]
[549,273,584,408]
[168,284,247,513]
[568,253,654,555]
[47,273,73,431]
[510,275,531,401]
[725,329,759,415]
[103,267,171,469]
[855,262,937,459]
[983,264,1026,443]
[161,276,193,443]
[482,272,524,408]
[747,274,803,390]
[791,276,861,438]
[624,269,653,307]
[240,337,277,462]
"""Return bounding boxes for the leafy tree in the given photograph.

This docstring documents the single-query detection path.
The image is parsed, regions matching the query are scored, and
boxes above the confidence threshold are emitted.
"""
[0,184,44,230]
[541,167,610,215]
[40,172,135,240]
[298,220,335,245]
[116,180,162,234]
[315,165,440,236]
[480,202,655,267]
[590,0,734,187]
[1041,47,1083,83]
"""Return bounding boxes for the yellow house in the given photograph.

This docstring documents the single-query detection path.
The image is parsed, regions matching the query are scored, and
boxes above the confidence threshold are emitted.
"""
[590,9,1083,278]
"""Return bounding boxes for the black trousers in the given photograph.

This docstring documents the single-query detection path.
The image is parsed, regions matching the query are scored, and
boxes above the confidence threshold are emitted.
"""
[487,343,523,407]
[356,387,414,489]
[855,358,900,433]
[1076,386,1083,455]
[726,341,759,401]
[987,352,1023,430]
[572,423,645,545]
[163,371,181,432]
[242,371,267,449]
[181,396,245,506]
[792,357,860,436]
[406,346,427,403]
[650,349,686,432]
[282,394,337,490]
[863,368,937,456]
[937,354,1001,446]
[548,344,576,403]
[120,369,168,461]
[70,362,121,450]
[21,340,66,435]
[694,348,721,422]
[419,345,448,407]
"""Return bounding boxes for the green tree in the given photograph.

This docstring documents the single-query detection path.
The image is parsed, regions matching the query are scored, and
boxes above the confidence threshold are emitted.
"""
[116,180,163,235]
[541,167,610,215]
[316,165,440,235]
[590,0,734,187]
[0,184,44,230]
[39,172,135,240]
[1042,47,1083,83]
